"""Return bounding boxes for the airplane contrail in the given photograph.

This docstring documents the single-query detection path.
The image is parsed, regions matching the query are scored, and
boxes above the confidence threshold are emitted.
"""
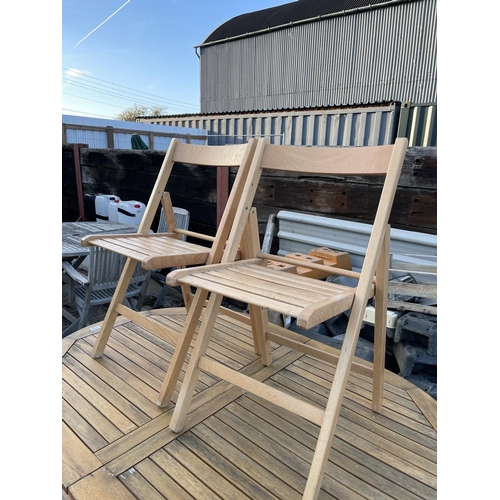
[71,0,131,51]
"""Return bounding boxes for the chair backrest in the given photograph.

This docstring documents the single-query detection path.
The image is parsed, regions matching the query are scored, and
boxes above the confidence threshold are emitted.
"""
[157,207,190,241]
[135,138,258,261]
[265,139,406,272]
[136,139,257,233]
[217,137,408,273]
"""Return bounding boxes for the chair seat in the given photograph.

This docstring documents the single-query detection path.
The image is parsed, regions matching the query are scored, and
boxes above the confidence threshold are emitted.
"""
[171,258,372,330]
[83,233,211,270]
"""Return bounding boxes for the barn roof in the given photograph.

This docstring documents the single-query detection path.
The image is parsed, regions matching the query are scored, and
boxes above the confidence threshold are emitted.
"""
[201,0,408,46]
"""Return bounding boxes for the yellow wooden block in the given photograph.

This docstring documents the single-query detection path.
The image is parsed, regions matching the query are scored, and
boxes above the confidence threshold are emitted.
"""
[284,253,328,279]
[266,260,297,273]
[266,248,352,279]
[309,247,352,270]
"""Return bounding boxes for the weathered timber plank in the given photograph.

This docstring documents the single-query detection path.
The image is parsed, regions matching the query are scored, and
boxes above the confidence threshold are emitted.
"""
[67,146,436,243]
[238,394,436,499]
[62,398,108,452]
[269,370,436,466]
[291,356,406,403]
[62,422,103,492]
[119,320,219,388]
[127,458,195,499]
[192,420,304,500]
[164,313,262,362]
[297,352,416,397]
[254,177,436,231]
[167,438,253,500]
[63,363,138,434]
[231,398,435,500]
[117,467,168,500]
[287,360,416,414]
[178,430,282,500]
[342,395,437,450]
[214,408,381,500]
[275,360,426,425]
[149,448,222,500]
[63,355,151,427]
[63,337,76,356]
[94,381,238,467]
[100,347,301,475]
[69,343,164,419]
[69,468,138,500]
[408,387,438,432]
[62,379,124,443]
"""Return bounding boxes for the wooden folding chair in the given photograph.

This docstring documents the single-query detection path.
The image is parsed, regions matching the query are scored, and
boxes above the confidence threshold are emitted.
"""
[80,137,258,359]
[159,137,408,499]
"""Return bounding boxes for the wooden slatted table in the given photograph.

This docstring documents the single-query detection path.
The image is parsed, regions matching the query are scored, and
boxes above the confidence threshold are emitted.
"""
[62,307,437,500]
[62,221,139,263]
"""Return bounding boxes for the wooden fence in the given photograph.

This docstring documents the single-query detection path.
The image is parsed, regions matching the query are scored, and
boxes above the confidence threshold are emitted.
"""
[62,144,437,251]
[62,123,208,150]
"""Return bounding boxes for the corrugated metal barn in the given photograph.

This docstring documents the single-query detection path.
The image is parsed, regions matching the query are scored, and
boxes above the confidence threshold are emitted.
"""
[199,0,436,113]
[139,0,437,146]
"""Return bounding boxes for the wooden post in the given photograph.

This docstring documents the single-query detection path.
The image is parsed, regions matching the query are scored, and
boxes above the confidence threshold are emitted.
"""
[72,143,88,222]
[216,167,229,227]
[106,126,114,148]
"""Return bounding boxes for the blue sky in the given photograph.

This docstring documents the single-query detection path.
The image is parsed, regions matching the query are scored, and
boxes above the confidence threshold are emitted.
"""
[62,0,287,119]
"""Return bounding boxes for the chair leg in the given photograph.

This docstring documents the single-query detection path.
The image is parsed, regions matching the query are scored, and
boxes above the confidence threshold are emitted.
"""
[239,207,271,359]
[156,287,210,408]
[92,258,139,358]
[79,304,97,329]
[169,292,224,432]
[153,283,170,309]
[372,226,390,412]
[135,276,150,311]
[303,295,368,500]
[248,304,272,364]
[180,284,194,311]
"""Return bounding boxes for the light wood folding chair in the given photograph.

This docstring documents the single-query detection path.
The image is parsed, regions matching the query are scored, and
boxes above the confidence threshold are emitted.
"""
[80,138,258,359]
[159,137,408,499]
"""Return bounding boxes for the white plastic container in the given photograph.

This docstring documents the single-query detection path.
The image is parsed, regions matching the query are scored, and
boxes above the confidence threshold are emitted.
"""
[95,194,120,221]
[116,200,146,226]
[107,198,121,222]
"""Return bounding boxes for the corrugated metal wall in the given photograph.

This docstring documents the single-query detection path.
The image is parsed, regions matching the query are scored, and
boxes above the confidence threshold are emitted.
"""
[147,104,400,146]
[62,115,207,149]
[277,210,437,279]
[397,102,437,147]
[199,0,436,114]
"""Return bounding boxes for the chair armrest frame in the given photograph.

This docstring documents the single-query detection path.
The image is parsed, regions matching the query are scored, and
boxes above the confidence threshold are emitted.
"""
[62,261,89,285]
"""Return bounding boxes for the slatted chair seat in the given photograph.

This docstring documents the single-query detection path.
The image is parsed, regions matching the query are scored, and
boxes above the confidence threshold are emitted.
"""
[82,232,211,270]
[168,259,370,329]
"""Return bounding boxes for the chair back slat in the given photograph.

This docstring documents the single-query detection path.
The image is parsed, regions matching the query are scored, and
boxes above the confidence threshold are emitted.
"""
[172,143,250,166]
[136,139,257,236]
[260,142,394,175]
